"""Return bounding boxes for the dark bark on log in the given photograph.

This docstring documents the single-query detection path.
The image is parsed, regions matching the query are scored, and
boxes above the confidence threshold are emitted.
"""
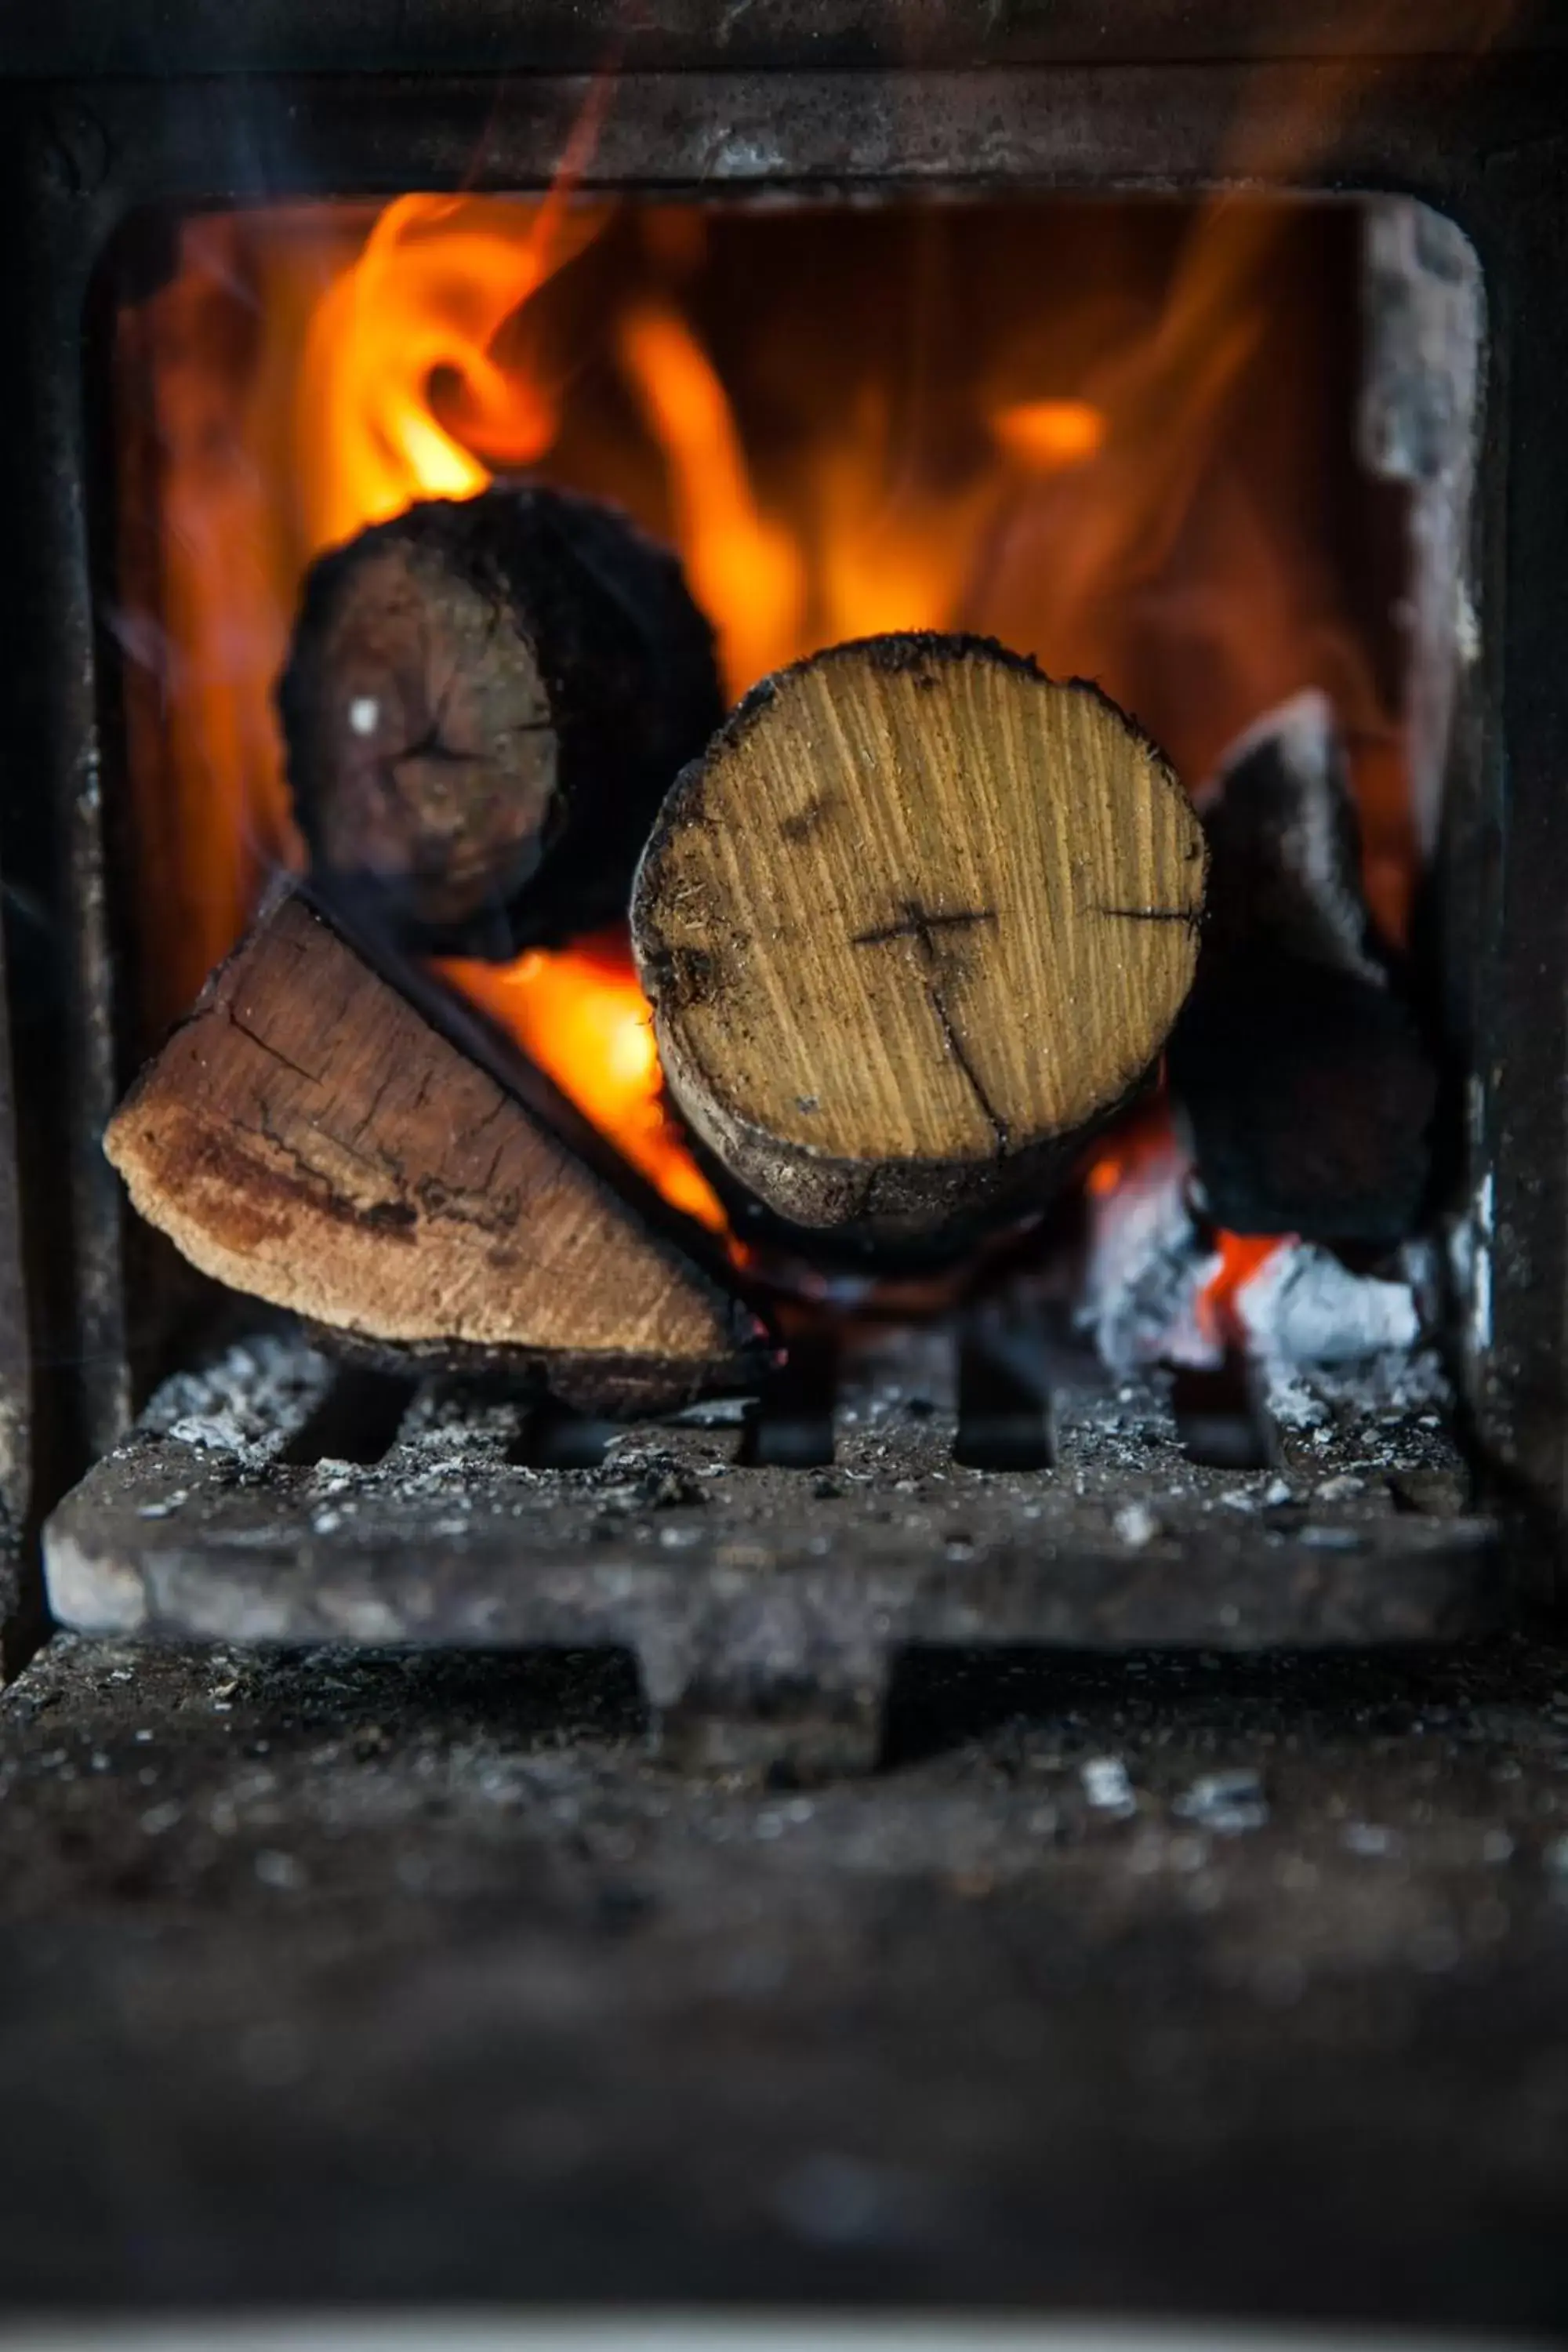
[103,891,768,1414]
[1168,693,1437,1244]
[277,488,723,958]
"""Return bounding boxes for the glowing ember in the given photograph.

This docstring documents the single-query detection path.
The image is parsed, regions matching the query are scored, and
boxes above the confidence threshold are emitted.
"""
[1199,1229,1285,1351]
[435,932,727,1236]
[1086,1105,1287,1360]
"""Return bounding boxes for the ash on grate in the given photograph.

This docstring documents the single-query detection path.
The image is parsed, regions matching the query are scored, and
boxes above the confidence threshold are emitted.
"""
[137,1333,336,1465]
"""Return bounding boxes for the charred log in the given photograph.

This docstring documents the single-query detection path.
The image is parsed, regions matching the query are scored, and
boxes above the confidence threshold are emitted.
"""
[277,488,723,957]
[1168,692,1437,1245]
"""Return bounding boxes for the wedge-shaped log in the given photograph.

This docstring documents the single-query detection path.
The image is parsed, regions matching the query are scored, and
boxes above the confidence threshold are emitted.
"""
[632,633,1206,1247]
[277,487,723,956]
[104,894,764,1413]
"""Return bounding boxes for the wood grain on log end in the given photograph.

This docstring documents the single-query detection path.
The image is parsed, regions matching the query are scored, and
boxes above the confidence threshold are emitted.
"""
[633,633,1205,1246]
[105,893,766,1414]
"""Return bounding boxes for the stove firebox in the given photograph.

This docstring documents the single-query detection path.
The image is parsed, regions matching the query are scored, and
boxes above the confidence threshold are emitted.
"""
[0,5,1563,1763]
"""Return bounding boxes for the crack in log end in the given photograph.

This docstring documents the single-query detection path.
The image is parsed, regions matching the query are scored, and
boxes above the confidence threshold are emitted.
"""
[1097,904,1203,927]
[630,635,1201,1244]
[927,982,1010,1160]
[223,1007,329,1090]
[252,1101,420,1229]
[852,902,997,953]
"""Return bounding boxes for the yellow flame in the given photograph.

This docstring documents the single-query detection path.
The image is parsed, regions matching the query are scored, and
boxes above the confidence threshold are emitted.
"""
[616,304,808,699]
[296,193,607,556]
[436,938,728,1234]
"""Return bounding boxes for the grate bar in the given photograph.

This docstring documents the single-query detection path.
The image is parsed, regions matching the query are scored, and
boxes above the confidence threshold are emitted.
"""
[954,1305,1053,1472]
[42,1323,1500,1776]
[740,1331,838,1469]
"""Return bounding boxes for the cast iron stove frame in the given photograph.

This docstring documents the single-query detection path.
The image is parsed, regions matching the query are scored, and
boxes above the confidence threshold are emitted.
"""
[0,6,1563,1747]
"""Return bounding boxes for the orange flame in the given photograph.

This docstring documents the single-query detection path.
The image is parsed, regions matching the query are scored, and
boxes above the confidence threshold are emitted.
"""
[1086,1102,1287,1359]
[436,933,728,1232]
[617,304,808,698]
[296,191,610,558]
[120,176,1429,1240]
[992,397,1107,472]
[1199,1229,1285,1352]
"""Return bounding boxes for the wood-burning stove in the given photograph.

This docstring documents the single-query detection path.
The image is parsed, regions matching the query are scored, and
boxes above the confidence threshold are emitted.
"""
[2,3,1565,1767]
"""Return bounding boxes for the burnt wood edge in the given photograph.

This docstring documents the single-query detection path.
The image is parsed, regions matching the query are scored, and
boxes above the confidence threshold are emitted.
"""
[650,996,1161,1254]
[277,486,723,959]
[303,1320,763,1417]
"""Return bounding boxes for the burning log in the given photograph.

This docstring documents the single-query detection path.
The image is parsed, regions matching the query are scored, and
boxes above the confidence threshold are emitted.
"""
[632,633,1206,1247]
[1167,691,1437,1245]
[103,892,765,1414]
[277,488,724,956]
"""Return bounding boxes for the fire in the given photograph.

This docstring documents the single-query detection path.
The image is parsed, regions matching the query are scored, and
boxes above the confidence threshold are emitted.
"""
[1199,1229,1284,1352]
[295,192,611,561]
[1085,1104,1287,1360]
[435,933,728,1236]
[616,305,807,698]
[118,176,1424,1244]
[992,397,1107,472]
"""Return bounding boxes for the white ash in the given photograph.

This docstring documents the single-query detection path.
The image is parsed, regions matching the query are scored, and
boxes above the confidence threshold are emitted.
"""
[141,1333,333,1464]
[1080,1142,1221,1377]
[1235,1240,1449,1428]
[1112,1501,1160,1548]
[387,1390,522,1465]
[1174,1769,1269,1835]
[1080,1755,1138,1817]
[1342,1821,1400,1859]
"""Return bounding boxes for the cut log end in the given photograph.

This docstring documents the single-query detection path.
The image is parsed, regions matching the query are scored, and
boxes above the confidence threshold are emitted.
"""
[278,488,724,956]
[280,533,557,934]
[633,633,1204,1245]
[105,893,767,1414]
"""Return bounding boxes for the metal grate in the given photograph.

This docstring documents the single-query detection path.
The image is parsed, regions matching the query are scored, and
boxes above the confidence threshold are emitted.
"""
[42,1315,1498,1773]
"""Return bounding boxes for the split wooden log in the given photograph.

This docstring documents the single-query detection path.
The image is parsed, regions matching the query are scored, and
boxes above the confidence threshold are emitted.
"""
[631,633,1206,1247]
[103,892,766,1414]
[1166,691,1438,1245]
[276,488,723,956]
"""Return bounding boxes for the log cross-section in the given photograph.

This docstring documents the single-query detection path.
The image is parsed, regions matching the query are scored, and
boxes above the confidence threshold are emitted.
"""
[104,893,765,1413]
[633,632,1206,1246]
[277,487,723,956]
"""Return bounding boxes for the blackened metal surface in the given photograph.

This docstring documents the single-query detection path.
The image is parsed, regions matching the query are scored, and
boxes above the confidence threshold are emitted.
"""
[42,1333,1498,1773]
[0,1631,1566,2321]
[0,104,133,1512]
[0,907,31,1672]
[1,0,1565,78]
[1467,149,1568,1617]
[23,56,1568,220]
